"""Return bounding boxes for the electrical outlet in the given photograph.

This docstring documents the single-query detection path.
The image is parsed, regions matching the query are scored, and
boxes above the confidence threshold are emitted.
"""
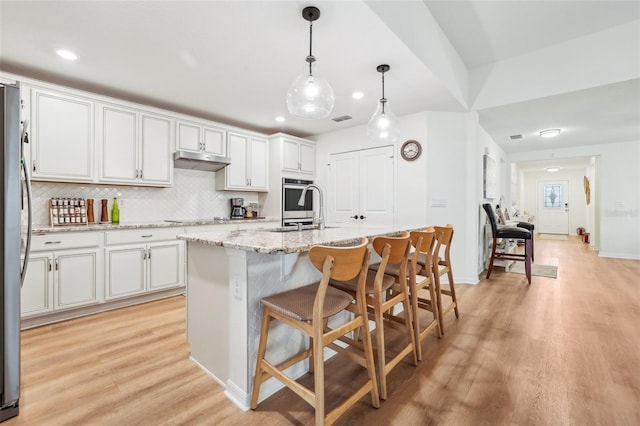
[233,280,242,300]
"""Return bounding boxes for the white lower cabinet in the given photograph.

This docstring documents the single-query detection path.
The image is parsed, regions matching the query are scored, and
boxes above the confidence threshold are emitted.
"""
[104,228,185,301]
[21,254,54,317]
[105,245,146,299]
[21,244,102,318]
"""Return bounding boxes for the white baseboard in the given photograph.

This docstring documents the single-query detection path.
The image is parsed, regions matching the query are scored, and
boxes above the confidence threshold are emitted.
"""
[599,251,640,260]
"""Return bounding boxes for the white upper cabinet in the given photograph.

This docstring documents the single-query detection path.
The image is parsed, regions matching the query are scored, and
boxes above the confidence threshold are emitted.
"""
[176,119,226,156]
[97,103,173,187]
[282,138,315,175]
[217,131,268,191]
[30,87,95,182]
[98,104,138,182]
[140,113,173,185]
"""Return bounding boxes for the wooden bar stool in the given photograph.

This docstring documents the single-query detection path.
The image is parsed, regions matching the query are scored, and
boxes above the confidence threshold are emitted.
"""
[482,203,533,284]
[250,239,380,426]
[331,232,417,400]
[407,229,442,361]
[430,225,460,333]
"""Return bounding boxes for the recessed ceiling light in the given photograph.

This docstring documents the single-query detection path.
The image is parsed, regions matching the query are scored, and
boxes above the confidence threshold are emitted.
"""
[56,49,78,61]
[275,116,285,123]
[546,167,560,172]
[351,91,364,100]
[539,128,561,138]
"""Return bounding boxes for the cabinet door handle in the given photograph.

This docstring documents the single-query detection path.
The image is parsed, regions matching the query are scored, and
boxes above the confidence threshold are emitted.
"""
[143,250,147,260]
[44,240,62,245]
[141,234,153,238]
[351,215,359,220]
[48,259,52,271]
[55,258,59,271]
[359,215,366,220]
[33,160,37,172]
[139,169,143,179]
[148,250,151,259]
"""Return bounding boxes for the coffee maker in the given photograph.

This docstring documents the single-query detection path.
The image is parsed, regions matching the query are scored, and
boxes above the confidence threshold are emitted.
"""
[230,198,244,219]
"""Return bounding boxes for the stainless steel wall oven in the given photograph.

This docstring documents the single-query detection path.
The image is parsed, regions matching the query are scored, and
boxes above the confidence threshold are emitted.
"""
[282,178,314,226]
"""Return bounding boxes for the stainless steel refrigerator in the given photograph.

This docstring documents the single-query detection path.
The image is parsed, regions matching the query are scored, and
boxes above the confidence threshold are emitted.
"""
[1,83,32,422]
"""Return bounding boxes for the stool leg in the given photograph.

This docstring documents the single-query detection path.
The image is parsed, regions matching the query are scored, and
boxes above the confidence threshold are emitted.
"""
[251,309,271,409]
[525,239,532,284]
[433,270,445,335]
[409,273,423,361]
[486,239,498,279]
[312,327,325,426]
[531,235,535,262]
[372,293,387,400]
[446,267,459,319]
[400,279,418,367]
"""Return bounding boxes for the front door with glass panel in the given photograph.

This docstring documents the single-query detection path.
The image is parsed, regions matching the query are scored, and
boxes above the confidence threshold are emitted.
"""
[537,180,569,234]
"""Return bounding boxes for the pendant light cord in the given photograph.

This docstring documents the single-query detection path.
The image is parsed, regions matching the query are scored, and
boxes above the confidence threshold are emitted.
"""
[307,20,315,76]
[380,70,386,114]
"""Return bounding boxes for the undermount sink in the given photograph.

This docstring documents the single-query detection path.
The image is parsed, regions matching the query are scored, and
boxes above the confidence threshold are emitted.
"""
[266,225,340,233]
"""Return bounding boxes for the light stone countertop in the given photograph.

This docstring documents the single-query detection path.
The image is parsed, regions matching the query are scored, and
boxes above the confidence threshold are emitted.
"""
[29,217,279,234]
[178,224,423,254]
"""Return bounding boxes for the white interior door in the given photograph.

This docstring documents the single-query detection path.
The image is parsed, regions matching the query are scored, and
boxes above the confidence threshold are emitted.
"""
[358,146,394,225]
[327,150,359,224]
[537,180,570,234]
[327,146,394,225]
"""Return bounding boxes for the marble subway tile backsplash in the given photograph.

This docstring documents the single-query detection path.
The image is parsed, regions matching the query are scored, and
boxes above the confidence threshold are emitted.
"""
[27,169,259,226]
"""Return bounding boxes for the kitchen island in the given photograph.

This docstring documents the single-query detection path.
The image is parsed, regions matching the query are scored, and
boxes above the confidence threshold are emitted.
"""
[178,224,420,410]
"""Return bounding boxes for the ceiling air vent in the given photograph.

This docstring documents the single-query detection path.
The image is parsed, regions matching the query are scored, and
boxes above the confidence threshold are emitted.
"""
[509,134,523,140]
[332,115,352,122]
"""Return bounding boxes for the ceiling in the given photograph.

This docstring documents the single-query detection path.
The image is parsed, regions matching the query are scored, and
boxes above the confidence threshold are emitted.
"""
[1,1,639,157]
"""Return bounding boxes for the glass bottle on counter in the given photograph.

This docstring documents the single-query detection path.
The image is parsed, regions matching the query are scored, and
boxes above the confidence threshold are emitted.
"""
[111,198,120,224]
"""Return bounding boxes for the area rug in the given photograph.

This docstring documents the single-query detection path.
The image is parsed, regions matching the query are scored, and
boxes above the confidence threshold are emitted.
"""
[539,234,568,240]
[509,263,558,278]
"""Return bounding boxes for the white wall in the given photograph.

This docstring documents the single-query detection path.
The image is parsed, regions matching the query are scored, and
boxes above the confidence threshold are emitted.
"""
[313,110,484,284]
[476,125,509,272]
[521,168,589,235]
[509,140,640,259]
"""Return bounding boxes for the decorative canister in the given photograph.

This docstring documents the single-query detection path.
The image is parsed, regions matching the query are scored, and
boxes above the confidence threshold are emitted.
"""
[100,199,109,223]
[87,199,95,223]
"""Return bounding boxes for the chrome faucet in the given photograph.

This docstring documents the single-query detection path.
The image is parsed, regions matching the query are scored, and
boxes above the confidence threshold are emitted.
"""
[298,184,325,230]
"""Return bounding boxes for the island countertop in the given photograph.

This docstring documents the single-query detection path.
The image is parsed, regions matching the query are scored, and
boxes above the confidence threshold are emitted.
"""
[177,224,422,254]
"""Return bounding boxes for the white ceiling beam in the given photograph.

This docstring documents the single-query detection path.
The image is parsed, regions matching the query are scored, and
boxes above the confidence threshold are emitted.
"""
[471,20,640,110]
[365,0,470,110]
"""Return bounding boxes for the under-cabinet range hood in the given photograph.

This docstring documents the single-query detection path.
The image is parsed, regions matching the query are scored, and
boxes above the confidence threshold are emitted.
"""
[173,150,232,172]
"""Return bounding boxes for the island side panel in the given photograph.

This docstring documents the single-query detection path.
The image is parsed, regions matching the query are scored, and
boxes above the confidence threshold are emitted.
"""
[186,242,229,386]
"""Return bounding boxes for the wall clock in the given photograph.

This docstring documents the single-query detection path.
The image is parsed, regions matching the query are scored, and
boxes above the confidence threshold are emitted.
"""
[400,139,422,161]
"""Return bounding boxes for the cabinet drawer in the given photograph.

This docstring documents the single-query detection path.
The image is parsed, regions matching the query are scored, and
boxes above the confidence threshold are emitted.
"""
[31,232,102,251]
[105,227,184,245]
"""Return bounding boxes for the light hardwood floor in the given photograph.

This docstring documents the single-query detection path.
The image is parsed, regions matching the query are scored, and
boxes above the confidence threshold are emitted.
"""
[6,236,640,425]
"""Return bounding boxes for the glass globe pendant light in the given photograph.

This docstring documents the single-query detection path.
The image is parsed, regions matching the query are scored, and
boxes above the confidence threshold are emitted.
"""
[367,64,400,143]
[286,6,335,120]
